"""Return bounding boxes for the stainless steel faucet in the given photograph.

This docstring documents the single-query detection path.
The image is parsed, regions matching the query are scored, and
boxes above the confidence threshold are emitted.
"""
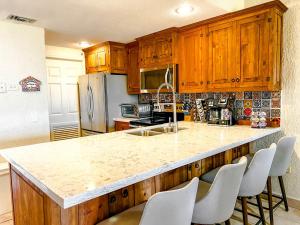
[157,68,178,133]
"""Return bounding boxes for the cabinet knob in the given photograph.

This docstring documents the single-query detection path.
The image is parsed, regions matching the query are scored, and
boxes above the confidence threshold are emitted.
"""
[195,163,200,168]
[181,82,185,86]
[236,78,240,83]
[109,195,116,204]
[207,81,211,84]
[231,78,235,83]
[266,77,271,81]
[122,189,129,198]
[200,81,203,85]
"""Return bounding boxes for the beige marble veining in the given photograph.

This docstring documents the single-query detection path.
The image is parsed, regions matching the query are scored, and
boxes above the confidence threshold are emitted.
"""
[0,122,280,208]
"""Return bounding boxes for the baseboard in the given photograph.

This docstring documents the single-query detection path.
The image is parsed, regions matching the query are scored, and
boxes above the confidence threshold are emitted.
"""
[288,197,300,210]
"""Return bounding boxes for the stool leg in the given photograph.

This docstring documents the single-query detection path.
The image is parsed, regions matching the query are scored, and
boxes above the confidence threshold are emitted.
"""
[256,194,266,225]
[241,197,249,225]
[279,176,289,211]
[225,219,231,225]
[267,177,274,225]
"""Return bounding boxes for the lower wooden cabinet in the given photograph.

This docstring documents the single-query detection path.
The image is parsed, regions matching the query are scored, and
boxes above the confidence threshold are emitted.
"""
[115,121,130,131]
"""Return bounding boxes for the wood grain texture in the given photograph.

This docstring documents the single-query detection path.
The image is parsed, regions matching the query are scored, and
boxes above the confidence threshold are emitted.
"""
[126,42,140,94]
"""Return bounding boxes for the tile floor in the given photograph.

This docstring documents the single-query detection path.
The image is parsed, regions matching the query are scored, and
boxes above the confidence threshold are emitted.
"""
[1,204,299,225]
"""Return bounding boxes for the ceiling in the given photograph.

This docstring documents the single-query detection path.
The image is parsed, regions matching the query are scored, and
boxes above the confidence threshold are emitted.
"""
[0,0,244,49]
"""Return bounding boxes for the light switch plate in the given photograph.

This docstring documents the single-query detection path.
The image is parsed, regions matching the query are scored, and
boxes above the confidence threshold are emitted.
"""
[7,82,19,91]
[0,82,7,93]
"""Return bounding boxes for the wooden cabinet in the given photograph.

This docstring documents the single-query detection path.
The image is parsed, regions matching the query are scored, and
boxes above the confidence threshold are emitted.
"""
[127,42,140,94]
[138,29,178,68]
[115,121,130,131]
[84,42,127,74]
[207,21,236,90]
[179,26,208,93]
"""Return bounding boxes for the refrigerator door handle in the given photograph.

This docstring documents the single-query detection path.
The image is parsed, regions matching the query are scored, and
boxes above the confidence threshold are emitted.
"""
[87,85,92,120]
[90,86,95,120]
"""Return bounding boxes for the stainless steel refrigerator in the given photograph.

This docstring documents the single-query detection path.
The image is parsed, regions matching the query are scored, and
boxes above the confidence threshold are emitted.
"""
[78,73,137,135]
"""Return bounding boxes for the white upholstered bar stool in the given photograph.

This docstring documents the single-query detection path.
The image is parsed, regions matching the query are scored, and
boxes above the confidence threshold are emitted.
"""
[96,177,199,225]
[230,136,296,225]
[201,144,277,225]
[172,156,248,225]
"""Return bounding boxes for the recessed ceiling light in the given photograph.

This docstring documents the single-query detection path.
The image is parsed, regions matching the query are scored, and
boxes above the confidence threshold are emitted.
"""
[175,4,194,16]
[78,41,91,48]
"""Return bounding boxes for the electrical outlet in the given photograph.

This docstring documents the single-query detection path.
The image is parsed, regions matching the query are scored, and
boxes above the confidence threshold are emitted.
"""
[0,82,7,93]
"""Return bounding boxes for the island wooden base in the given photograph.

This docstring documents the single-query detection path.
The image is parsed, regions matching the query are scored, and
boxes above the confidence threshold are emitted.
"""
[9,144,249,225]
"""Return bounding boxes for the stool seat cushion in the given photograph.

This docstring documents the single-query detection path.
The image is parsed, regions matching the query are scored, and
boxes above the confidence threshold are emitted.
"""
[171,180,211,202]
[201,154,253,184]
[96,203,145,225]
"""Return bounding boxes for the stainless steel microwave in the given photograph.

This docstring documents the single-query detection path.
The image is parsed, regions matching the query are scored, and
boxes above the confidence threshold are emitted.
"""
[140,64,178,93]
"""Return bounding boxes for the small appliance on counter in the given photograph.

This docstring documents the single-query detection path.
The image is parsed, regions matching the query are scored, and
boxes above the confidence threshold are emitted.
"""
[120,103,151,118]
[206,98,234,126]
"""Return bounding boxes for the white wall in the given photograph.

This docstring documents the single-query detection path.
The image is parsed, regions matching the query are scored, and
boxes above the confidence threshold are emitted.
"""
[45,45,85,61]
[245,0,300,201]
[0,21,50,155]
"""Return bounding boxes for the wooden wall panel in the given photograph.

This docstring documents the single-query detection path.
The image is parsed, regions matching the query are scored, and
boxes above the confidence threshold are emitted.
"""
[213,152,225,168]
[11,169,45,225]
[44,196,61,225]
[61,206,78,225]
[134,178,155,205]
[108,186,134,216]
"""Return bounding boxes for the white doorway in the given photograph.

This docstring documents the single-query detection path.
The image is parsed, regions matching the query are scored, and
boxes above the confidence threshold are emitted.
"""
[46,56,85,141]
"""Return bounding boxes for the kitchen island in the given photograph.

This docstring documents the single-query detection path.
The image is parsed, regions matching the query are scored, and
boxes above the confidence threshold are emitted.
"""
[1,122,280,225]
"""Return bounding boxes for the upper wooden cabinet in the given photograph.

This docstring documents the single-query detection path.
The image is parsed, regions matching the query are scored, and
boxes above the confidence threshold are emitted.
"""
[179,26,208,93]
[83,42,127,74]
[126,42,140,94]
[138,29,178,68]
[207,21,236,90]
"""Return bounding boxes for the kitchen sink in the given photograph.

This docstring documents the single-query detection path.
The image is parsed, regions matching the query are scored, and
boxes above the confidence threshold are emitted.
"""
[126,130,163,137]
[126,125,187,137]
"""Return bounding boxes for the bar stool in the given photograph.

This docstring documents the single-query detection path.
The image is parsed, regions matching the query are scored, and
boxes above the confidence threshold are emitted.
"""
[201,144,277,225]
[96,177,199,225]
[264,136,296,225]
[173,156,248,225]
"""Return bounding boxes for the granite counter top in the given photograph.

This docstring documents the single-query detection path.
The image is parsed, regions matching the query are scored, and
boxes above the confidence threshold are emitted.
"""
[0,122,280,208]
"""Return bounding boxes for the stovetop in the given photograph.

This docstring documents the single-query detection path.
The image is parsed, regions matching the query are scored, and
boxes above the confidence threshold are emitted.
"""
[129,112,184,127]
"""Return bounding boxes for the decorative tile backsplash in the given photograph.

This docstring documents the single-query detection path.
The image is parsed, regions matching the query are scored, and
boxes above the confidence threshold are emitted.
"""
[139,91,281,120]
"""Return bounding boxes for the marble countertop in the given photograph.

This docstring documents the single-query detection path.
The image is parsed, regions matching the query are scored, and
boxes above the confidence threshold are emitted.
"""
[0,122,280,209]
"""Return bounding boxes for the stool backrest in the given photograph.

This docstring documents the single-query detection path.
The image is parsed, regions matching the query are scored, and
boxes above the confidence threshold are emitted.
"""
[269,136,296,177]
[139,177,199,225]
[192,157,247,224]
[239,143,276,197]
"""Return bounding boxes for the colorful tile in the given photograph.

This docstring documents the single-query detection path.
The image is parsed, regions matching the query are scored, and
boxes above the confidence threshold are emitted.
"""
[261,99,271,108]
[228,92,236,100]
[262,91,272,99]
[272,98,281,108]
[214,93,221,99]
[244,91,253,99]
[253,92,262,100]
[236,108,244,119]
[253,108,261,112]
[261,108,271,118]
[253,100,261,108]
[271,109,281,118]
[235,100,244,108]
[272,91,281,99]
[221,92,230,99]
[244,107,252,117]
[207,93,214,99]
[235,92,244,100]
[244,100,253,108]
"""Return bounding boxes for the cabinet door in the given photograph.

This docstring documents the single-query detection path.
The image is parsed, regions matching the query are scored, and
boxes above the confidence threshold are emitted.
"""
[86,51,98,73]
[208,22,236,90]
[236,13,271,88]
[110,45,127,74]
[179,27,208,93]
[96,46,109,72]
[155,35,172,65]
[139,40,155,68]
[127,43,140,94]
[115,121,130,131]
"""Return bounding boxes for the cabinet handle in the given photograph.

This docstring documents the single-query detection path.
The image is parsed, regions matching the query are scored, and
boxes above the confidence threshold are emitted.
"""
[231,78,235,83]
[236,78,240,83]
[122,189,129,198]
[109,195,116,204]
